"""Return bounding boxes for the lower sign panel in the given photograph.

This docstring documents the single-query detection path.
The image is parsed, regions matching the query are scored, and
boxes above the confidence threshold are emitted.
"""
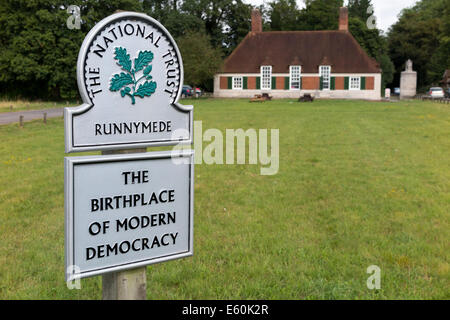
[65,150,194,281]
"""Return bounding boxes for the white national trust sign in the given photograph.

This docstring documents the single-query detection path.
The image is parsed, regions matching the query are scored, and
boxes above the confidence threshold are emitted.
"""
[64,12,194,282]
[65,11,193,153]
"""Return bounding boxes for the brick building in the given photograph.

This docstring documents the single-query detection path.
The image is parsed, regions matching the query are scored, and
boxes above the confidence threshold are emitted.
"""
[214,7,382,100]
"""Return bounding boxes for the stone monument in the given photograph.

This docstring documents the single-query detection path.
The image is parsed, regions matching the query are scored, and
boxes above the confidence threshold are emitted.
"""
[400,59,417,100]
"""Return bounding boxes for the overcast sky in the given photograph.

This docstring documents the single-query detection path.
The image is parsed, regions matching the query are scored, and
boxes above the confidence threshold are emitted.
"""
[244,0,419,32]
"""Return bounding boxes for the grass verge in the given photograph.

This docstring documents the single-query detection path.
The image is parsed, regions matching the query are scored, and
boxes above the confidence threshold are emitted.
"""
[0,98,448,299]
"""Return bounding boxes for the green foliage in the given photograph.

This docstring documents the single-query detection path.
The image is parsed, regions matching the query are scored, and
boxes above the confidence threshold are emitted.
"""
[0,0,235,99]
[348,0,373,22]
[181,0,237,48]
[266,0,344,31]
[143,1,205,39]
[428,4,450,84]
[348,17,395,92]
[378,53,395,93]
[349,18,382,58]
[302,0,344,31]
[142,0,251,54]
[267,0,300,31]
[388,0,449,87]
[221,1,252,56]
[176,31,223,90]
[0,0,144,100]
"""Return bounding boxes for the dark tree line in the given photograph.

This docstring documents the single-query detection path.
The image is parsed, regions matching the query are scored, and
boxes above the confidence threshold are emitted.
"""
[0,0,447,100]
[388,0,449,89]
[0,0,254,98]
[0,0,144,100]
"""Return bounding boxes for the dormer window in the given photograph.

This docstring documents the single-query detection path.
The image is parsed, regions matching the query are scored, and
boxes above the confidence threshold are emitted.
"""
[290,66,301,90]
[261,66,272,90]
[319,66,331,90]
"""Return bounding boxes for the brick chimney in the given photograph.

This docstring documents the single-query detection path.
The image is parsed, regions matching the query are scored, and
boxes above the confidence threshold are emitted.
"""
[251,9,262,33]
[339,7,349,31]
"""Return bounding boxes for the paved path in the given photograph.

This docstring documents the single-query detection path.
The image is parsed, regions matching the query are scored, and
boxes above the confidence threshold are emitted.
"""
[0,108,63,125]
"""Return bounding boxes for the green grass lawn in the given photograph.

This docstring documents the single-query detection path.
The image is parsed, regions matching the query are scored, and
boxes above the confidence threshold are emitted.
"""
[0,99,80,113]
[0,99,448,299]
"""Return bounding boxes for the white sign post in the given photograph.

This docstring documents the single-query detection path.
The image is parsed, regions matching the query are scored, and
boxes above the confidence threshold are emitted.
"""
[64,12,194,300]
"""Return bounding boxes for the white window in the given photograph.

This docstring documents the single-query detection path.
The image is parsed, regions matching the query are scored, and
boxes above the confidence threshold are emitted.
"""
[319,66,331,90]
[261,66,272,90]
[350,77,361,90]
[233,77,243,90]
[290,66,301,90]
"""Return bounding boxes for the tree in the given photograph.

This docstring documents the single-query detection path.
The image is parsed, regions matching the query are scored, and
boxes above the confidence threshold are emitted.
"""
[378,53,395,93]
[388,0,448,88]
[176,31,223,91]
[348,0,373,23]
[0,0,143,100]
[181,0,237,48]
[267,0,301,31]
[349,17,383,58]
[265,0,345,31]
[302,0,344,31]
[222,1,252,56]
[428,4,450,84]
[142,0,205,39]
[349,17,394,92]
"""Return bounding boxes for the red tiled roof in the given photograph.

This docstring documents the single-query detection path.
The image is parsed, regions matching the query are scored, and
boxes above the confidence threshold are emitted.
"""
[223,31,381,74]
